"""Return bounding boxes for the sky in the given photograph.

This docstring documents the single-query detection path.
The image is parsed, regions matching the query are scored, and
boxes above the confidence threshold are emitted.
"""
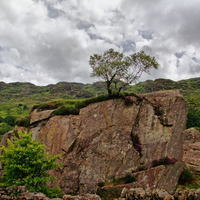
[0,0,200,86]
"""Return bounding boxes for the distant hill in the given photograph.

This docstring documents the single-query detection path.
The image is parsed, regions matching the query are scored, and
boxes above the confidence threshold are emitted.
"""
[0,77,200,138]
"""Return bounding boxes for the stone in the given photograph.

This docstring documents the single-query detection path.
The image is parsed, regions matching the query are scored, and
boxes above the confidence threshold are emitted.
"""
[183,128,200,173]
[1,194,11,199]
[34,193,47,200]
[128,188,146,199]
[83,194,101,200]
[121,187,129,198]
[195,188,200,199]
[164,194,174,200]
[17,186,27,193]
[152,189,169,199]
[23,192,36,200]
[30,109,55,124]
[4,90,187,195]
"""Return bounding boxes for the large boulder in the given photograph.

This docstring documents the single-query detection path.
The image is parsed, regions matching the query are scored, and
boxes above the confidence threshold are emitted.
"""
[1,90,188,195]
[183,128,200,173]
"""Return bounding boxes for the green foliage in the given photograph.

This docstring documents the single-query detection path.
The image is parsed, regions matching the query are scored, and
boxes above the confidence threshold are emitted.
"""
[97,174,135,200]
[3,116,16,126]
[186,108,200,129]
[0,131,62,197]
[97,174,135,188]
[38,186,64,198]
[90,48,158,96]
[55,105,79,115]
[16,116,30,127]
[97,187,121,200]
[112,174,135,185]
[31,102,63,112]
[0,123,13,136]
[179,168,196,185]
[54,94,108,116]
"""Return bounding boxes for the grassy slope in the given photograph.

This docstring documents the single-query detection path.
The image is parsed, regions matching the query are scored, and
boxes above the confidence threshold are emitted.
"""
[1,78,200,118]
[1,78,200,191]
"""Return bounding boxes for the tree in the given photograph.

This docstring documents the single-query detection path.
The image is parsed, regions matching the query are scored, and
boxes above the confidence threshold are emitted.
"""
[0,131,62,194]
[89,48,159,97]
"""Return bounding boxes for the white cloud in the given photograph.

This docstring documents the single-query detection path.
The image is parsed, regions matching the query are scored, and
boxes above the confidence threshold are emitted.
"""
[0,0,200,85]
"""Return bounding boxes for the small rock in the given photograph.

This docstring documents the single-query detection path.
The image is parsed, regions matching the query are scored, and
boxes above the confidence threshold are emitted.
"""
[34,193,47,200]
[17,186,27,193]
[83,194,101,200]
[163,194,174,200]
[153,189,169,199]
[1,194,11,199]
[120,187,128,198]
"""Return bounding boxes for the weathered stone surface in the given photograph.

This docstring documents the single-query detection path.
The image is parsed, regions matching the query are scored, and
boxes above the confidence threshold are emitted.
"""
[29,90,187,194]
[63,194,100,200]
[30,109,55,124]
[183,128,200,173]
[121,187,200,200]
[4,90,187,195]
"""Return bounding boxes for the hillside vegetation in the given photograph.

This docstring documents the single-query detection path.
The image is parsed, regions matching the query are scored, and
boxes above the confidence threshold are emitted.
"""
[0,77,200,139]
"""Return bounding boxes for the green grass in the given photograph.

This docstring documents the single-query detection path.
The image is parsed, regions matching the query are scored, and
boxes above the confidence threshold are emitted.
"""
[2,78,200,135]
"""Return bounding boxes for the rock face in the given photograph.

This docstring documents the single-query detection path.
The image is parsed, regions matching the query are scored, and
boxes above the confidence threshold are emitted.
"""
[183,128,200,173]
[3,90,188,195]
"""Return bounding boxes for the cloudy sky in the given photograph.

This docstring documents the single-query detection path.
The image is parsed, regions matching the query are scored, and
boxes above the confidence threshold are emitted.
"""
[0,0,200,86]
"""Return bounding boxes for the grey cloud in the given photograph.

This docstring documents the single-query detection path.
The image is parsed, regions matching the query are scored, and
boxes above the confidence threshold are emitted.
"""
[77,21,94,30]
[88,33,103,40]
[138,30,153,40]
[120,40,136,52]
[16,66,29,72]
[1,0,200,85]
[47,4,64,18]
[175,52,186,59]
[192,57,200,63]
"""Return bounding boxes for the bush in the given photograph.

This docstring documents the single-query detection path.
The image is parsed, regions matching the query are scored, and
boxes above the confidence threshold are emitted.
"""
[31,102,63,112]
[179,168,196,185]
[112,174,135,185]
[0,131,62,197]
[3,116,17,126]
[0,123,13,136]
[152,157,177,167]
[98,174,135,188]
[124,96,134,105]
[186,107,200,129]
[16,116,30,127]
[55,106,79,115]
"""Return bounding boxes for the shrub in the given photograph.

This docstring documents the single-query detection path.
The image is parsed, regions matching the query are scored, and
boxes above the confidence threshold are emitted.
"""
[31,102,63,112]
[97,187,121,200]
[3,116,17,126]
[55,106,79,115]
[0,131,62,197]
[152,157,177,167]
[0,123,13,136]
[179,168,196,185]
[124,96,134,105]
[112,174,135,185]
[16,116,30,127]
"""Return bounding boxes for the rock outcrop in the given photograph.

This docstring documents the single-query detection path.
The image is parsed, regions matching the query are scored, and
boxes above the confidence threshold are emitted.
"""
[121,187,200,200]
[183,128,200,173]
[1,90,188,195]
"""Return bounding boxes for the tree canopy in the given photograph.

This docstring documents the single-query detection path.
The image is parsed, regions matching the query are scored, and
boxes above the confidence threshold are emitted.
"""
[0,131,62,195]
[89,48,159,96]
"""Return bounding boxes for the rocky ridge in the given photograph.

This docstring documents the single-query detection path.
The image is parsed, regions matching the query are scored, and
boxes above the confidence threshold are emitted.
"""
[13,90,187,195]
[183,128,200,173]
[0,90,189,199]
